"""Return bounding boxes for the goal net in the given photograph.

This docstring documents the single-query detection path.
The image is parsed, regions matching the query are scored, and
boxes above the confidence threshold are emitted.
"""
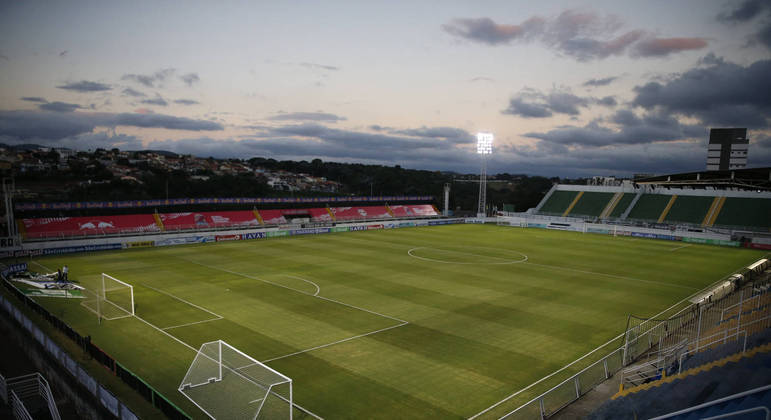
[81,273,135,321]
[179,340,293,420]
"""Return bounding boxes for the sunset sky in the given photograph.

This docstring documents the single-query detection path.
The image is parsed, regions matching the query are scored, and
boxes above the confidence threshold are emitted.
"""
[1,0,769,177]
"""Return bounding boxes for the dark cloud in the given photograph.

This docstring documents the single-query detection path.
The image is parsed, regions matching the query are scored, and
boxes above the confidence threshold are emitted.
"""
[141,95,168,106]
[174,99,199,106]
[470,76,494,82]
[525,109,704,147]
[179,73,200,86]
[122,68,175,88]
[758,22,771,49]
[633,37,708,57]
[56,80,111,92]
[582,76,618,87]
[443,9,707,61]
[0,110,223,140]
[632,56,771,127]
[442,17,543,45]
[59,50,68,57]
[267,112,346,123]
[299,62,339,71]
[502,88,614,118]
[0,54,8,61]
[122,88,146,97]
[38,101,82,112]
[390,126,473,144]
[20,97,47,103]
[717,0,769,22]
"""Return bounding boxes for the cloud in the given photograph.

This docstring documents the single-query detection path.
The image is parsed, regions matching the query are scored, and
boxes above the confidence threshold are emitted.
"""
[122,68,175,87]
[267,112,346,123]
[179,73,200,86]
[583,76,618,87]
[0,110,223,140]
[717,0,769,22]
[633,37,709,57]
[59,50,68,57]
[632,56,771,127]
[443,9,707,61]
[20,97,47,103]
[141,95,168,106]
[389,126,473,144]
[502,87,615,118]
[56,80,111,92]
[299,62,339,71]
[470,76,494,83]
[122,87,146,97]
[174,99,199,106]
[524,109,704,147]
[38,101,82,112]
[442,17,544,45]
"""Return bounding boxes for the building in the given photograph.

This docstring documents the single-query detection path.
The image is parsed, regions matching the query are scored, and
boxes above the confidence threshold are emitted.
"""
[706,128,749,171]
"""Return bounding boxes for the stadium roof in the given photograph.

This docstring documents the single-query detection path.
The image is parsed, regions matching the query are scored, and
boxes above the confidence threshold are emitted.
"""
[634,167,771,191]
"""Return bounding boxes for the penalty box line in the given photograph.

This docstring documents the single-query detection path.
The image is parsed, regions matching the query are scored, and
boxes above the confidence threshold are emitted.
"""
[139,283,224,331]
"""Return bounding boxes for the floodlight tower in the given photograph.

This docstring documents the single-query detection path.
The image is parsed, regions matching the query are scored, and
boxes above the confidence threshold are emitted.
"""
[476,132,493,218]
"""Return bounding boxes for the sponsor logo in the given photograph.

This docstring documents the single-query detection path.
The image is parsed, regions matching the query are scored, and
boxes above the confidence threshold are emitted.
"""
[241,232,267,240]
[127,241,154,248]
[349,225,367,232]
[332,227,349,233]
[366,224,383,230]
[216,234,240,242]
[43,243,122,255]
[291,228,331,235]
[266,230,289,238]
[0,237,18,248]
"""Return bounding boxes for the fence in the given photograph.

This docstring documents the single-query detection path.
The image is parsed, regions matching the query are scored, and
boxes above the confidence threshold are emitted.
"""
[0,277,191,420]
[4,373,61,420]
[499,348,624,419]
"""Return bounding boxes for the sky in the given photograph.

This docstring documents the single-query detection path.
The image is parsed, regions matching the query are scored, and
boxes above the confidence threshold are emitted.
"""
[1,0,770,177]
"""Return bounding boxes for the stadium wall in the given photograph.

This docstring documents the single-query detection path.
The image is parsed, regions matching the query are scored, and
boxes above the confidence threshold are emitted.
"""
[0,218,468,258]
[552,184,768,198]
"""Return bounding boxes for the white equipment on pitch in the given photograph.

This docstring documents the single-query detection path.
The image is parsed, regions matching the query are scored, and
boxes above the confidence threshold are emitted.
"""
[179,340,293,420]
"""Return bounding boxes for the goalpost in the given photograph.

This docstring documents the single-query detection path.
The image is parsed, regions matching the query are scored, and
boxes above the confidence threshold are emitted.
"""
[81,273,135,321]
[179,340,293,419]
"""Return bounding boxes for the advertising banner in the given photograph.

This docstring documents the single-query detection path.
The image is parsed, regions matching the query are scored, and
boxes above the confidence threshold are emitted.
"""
[43,243,122,255]
[399,222,416,228]
[126,240,154,248]
[348,225,367,232]
[266,230,289,238]
[155,235,214,247]
[332,227,349,233]
[366,224,384,230]
[241,232,267,240]
[291,227,331,236]
[215,234,240,242]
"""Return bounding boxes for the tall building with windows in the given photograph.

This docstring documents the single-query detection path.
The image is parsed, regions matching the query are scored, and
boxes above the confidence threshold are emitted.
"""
[706,128,749,171]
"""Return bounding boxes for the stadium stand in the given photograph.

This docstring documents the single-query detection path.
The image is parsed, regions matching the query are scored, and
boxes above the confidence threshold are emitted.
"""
[537,190,579,215]
[389,204,439,217]
[567,192,615,217]
[159,211,261,231]
[663,195,714,225]
[608,193,635,219]
[589,339,771,420]
[714,198,771,230]
[257,209,288,225]
[20,214,160,239]
[331,206,392,221]
[626,194,672,221]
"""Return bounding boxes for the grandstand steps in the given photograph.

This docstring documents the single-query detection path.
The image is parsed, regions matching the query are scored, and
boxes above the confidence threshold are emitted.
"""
[619,191,643,220]
[385,205,395,217]
[562,191,584,217]
[600,192,623,219]
[325,207,336,221]
[657,195,678,223]
[16,220,26,240]
[534,184,558,213]
[253,209,264,226]
[614,342,771,399]
[152,213,165,231]
[704,196,726,227]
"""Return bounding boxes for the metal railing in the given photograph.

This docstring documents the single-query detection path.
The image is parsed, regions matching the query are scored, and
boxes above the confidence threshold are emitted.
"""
[650,384,771,420]
[5,373,61,420]
[499,348,624,419]
[10,390,33,420]
[678,330,747,374]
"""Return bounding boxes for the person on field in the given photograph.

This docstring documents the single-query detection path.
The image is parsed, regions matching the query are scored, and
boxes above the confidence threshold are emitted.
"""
[62,265,68,281]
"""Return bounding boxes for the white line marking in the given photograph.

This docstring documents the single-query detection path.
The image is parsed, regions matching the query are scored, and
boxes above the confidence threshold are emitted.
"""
[669,244,691,252]
[523,261,698,291]
[262,322,409,363]
[180,257,407,323]
[161,317,223,331]
[468,258,760,420]
[284,275,321,296]
[141,283,223,318]
[248,398,265,404]
[407,247,528,265]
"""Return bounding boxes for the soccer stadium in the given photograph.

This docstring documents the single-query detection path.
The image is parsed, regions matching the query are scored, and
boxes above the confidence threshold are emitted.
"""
[0,165,769,419]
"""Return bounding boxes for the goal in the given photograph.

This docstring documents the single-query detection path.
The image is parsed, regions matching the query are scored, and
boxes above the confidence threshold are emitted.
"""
[80,273,134,321]
[179,340,293,419]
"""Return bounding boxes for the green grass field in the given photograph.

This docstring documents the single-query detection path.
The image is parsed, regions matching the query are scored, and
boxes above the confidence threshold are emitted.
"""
[23,224,766,419]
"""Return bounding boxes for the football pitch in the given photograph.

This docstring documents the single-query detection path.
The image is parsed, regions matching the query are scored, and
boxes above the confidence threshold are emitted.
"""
[25,224,766,419]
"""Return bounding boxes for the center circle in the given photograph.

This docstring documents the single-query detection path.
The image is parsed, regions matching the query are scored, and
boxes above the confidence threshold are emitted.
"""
[407,246,528,265]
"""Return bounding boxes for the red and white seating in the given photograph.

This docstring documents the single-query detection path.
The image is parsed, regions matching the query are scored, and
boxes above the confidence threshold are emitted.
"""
[22,214,160,239]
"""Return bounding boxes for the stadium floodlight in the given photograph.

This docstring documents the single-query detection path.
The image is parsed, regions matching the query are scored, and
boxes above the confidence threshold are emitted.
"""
[179,340,293,419]
[476,132,493,218]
